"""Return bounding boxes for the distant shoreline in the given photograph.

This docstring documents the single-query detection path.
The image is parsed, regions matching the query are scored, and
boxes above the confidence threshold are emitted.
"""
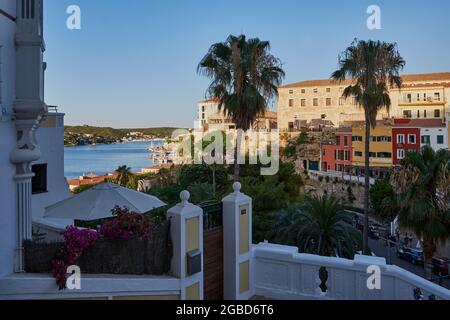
[64,139,165,148]
[64,125,177,147]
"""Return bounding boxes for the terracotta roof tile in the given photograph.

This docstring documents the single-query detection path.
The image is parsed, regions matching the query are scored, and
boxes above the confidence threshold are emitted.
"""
[335,127,352,133]
[199,98,219,104]
[393,119,445,128]
[400,82,450,88]
[279,72,450,89]
[68,173,118,187]
[143,164,173,170]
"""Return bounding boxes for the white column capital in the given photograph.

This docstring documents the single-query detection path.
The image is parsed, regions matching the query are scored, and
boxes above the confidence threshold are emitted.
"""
[167,191,203,219]
[222,183,251,204]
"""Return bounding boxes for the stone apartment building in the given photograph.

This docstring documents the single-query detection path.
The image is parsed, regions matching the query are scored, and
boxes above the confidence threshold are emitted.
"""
[277,72,450,132]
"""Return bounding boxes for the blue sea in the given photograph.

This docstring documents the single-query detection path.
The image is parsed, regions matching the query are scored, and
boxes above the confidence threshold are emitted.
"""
[64,141,164,179]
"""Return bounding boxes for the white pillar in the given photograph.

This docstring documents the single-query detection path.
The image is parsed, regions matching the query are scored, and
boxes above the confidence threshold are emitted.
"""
[167,191,204,300]
[8,0,47,273]
[222,182,253,300]
[13,174,34,272]
[10,117,43,273]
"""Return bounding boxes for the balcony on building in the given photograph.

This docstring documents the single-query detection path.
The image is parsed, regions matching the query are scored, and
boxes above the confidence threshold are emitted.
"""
[40,105,64,128]
[284,119,334,133]
[399,92,446,107]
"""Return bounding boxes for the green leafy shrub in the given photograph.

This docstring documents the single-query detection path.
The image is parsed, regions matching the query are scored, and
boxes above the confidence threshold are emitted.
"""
[147,183,183,206]
[187,182,215,204]
[369,178,396,220]
[72,184,95,194]
[268,196,361,258]
[240,176,289,243]
[178,164,228,190]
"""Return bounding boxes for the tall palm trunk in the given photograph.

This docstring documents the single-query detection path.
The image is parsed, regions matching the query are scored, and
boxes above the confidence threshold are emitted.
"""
[212,163,216,196]
[423,236,436,279]
[363,118,370,255]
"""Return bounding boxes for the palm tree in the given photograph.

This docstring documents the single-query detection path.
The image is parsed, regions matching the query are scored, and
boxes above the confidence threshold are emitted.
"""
[201,131,227,196]
[198,34,285,181]
[331,39,405,254]
[269,195,361,258]
[115,165,133,187]
[391,146,450,271]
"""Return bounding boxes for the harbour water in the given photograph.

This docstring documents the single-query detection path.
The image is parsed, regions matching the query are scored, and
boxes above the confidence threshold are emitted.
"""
[64,140,164,179]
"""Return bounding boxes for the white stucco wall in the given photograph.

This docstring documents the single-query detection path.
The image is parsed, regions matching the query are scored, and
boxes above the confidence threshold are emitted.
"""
[0,274,180,300]
[32,112,73,232]
[0,1,17,277]
[420,126,448,151]
[1,2,72,276]
[197,100,219,128]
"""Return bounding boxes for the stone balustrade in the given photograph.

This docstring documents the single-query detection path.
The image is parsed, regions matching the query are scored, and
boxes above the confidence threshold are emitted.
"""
[252,243,450,300]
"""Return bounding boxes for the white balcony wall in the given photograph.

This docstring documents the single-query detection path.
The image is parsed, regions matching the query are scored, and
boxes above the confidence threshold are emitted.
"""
[252,243,450,300]
[0,274,180,300]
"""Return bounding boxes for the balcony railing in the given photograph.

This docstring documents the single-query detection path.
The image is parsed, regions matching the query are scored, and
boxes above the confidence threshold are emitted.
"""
[253,243,450,300]
[47,105,59,113]
[369,157,392,164]
[399,97,445,106]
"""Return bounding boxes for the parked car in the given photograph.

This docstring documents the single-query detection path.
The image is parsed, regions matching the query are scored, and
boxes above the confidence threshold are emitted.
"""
[396,247,424,265]
[431,257,449,276]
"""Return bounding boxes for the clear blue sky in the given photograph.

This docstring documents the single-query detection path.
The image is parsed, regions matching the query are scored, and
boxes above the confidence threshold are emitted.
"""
[43,0,450,128]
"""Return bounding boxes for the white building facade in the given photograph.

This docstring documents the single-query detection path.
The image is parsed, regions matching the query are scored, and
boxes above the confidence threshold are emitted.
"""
[32,109,72,238]
[0,0,71,276]
[0,0,19,277]
[420,126,448,152]
[194,98,219,129]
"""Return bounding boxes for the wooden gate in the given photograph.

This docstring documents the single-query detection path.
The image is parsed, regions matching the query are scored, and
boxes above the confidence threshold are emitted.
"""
[200,201,223,300]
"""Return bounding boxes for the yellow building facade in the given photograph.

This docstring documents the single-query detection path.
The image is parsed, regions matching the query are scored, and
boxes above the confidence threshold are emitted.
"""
[351,121,393,169]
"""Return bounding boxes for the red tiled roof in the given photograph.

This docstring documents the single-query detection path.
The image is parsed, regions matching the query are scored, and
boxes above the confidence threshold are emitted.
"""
[199,98,219,104]
[335,127,352,133]
[400,82,450,89]
[68,173,118,187]
[393,119,445,128]
[279,72,450,89]
[349,119,394,127]
[143,164,173,170]
[400,72,450,82]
